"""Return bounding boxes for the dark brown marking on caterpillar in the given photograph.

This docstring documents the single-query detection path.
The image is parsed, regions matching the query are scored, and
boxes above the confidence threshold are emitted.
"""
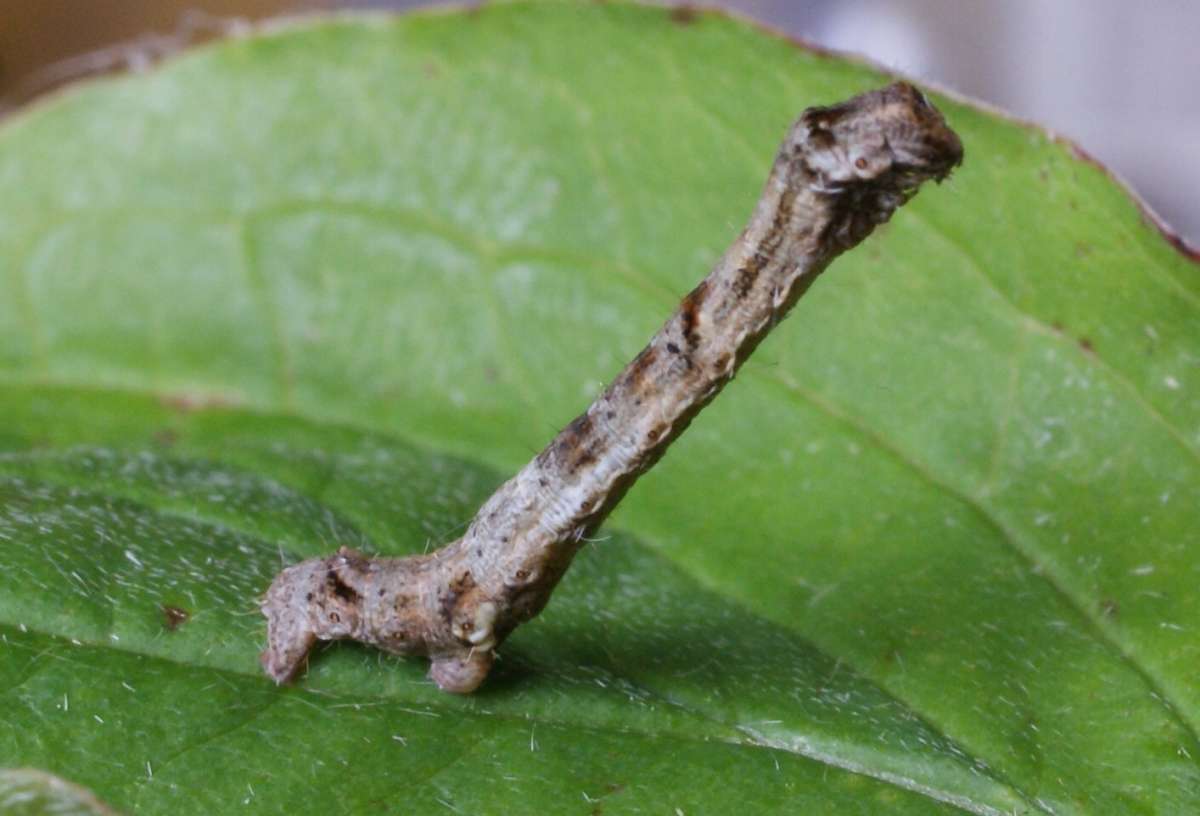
[328,571,360,604]
[678,279,710,349]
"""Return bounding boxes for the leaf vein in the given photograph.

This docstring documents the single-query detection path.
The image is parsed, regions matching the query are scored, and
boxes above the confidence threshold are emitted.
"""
[756,369,1200,754]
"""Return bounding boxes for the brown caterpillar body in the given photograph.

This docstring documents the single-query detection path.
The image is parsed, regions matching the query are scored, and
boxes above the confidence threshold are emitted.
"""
[261,82,963,693]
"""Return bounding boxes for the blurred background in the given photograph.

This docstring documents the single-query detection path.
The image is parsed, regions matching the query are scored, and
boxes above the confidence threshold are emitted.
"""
[1,0,1196,246]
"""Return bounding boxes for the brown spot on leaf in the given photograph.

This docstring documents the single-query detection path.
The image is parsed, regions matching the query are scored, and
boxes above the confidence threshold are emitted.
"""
[1100,598,1119,619]
[162,605,190,631]
[669,5,698,25]
[1079,337,1094,353]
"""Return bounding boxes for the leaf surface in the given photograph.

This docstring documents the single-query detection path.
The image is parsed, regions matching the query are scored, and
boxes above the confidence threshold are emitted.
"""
[0,3,1197,814]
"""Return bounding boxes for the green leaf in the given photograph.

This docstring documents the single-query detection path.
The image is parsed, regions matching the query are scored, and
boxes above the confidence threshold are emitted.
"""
[0,3,1196,813]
